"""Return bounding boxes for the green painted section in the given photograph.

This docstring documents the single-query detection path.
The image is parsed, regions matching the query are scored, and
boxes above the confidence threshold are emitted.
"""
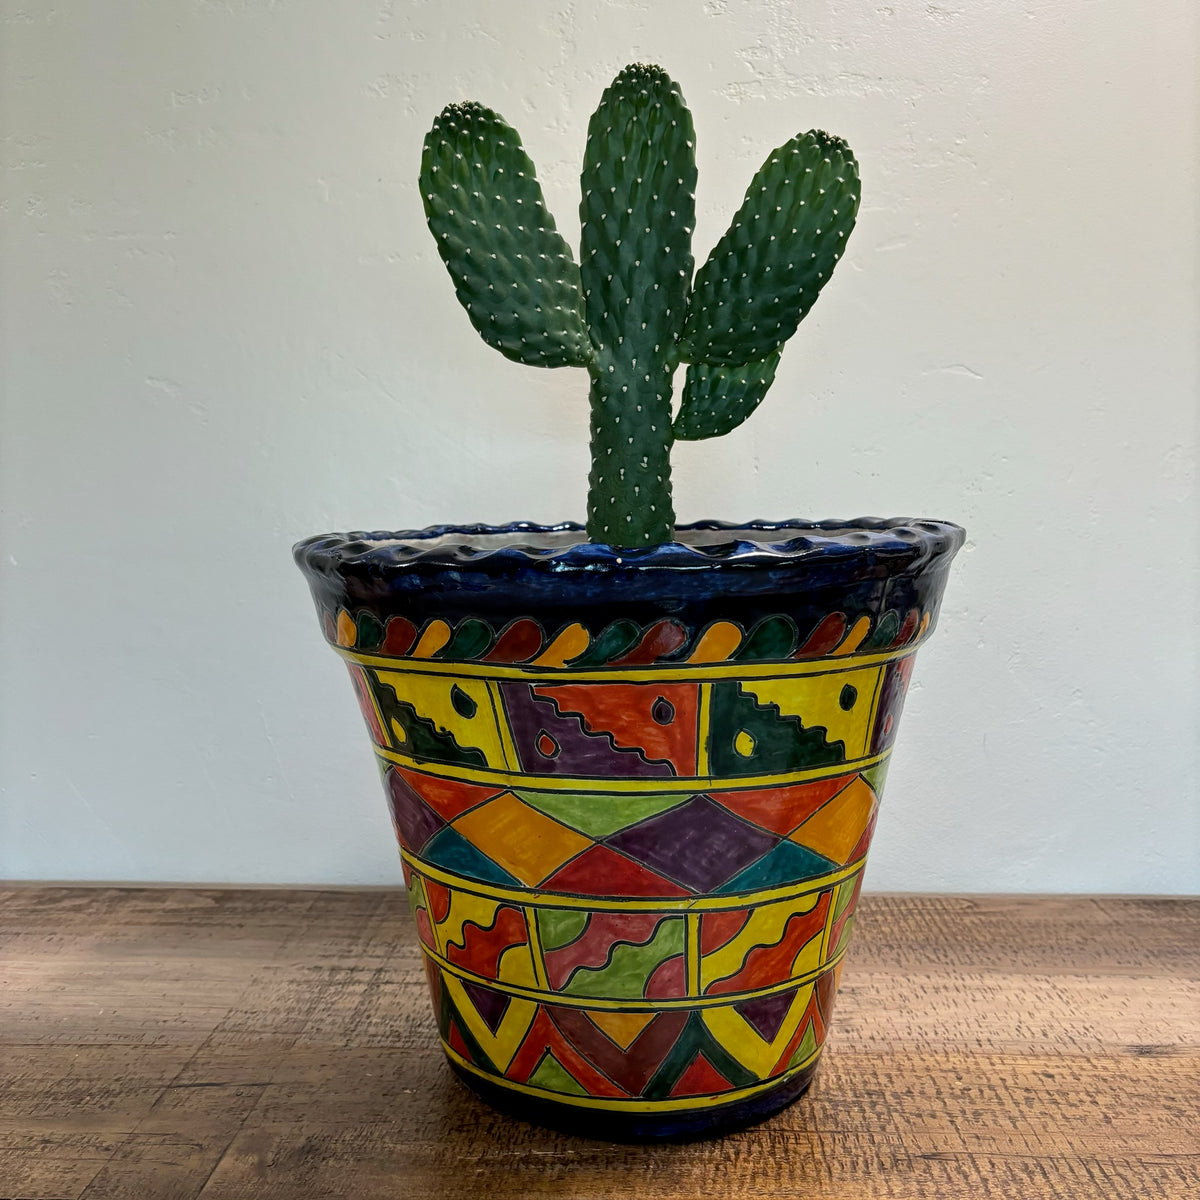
[537,908,591,953]
[832,878,858,921]
[562,918,685,999]
[708,681,845,777]
[528,1052,589,1096]
[354,611,385,651]
[565,619,641,668]
[787,1021,819,1070]
[717,842,838,894]
[369,675,488,768]
[514,788,690,839]
[864,610,900,651]
[860,760,890,797]
[642,1011,757,1099]
[442,619,494,661]
[732,615,799,662]
[421,828,521,888]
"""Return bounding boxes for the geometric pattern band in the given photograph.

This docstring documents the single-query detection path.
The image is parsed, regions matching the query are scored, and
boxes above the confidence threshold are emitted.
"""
[343,638,912,1112]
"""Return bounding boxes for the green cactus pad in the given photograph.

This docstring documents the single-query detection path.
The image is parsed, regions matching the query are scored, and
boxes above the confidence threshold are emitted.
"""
[579,64,697,546]
[421,102,593,368]
[579,63,696,359]
[680,131,860,366]
[673,349,782,441]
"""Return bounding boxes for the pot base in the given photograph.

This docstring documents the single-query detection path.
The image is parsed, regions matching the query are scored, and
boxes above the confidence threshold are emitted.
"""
[448,1056,820,1143]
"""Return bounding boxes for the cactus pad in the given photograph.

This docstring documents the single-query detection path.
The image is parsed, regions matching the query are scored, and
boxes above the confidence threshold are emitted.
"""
[673,350,783,441]
[579,64,697,547]
[680,131,860,366]
[421,102,593,368]
[419,69,861,547]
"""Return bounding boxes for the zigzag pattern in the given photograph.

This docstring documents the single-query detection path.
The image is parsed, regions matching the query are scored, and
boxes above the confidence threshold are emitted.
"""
[434,959,830,1104]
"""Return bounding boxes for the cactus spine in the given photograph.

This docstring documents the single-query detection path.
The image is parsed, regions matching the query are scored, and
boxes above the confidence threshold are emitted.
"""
[421,64,860,548]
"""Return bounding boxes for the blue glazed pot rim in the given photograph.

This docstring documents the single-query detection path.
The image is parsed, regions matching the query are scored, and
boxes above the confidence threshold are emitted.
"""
[294,518,965,581]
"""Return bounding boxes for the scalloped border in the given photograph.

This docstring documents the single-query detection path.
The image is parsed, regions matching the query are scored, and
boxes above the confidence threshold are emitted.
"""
[294,517,965,579]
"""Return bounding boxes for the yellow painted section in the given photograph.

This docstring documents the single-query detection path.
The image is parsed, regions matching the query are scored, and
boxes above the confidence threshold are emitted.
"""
[733,729,757,758]
[452,793,593,886]
[486,681,520,771]
[789,925,827,980]
[685,913,701,996]
[440,973,537,1072]
[587,1010,657,1050]
[700,893,821,992]
[335,610,356,648]
[338,641,917,684]
[525,907,552,990]
[374,670,508,768]
[412,619,452,658]
[696,683,712,776]
[375,744,892,795]
[832,615,871,656]
[531,623,590,668]
[687,621,744,663]
[495,942,539,989]
[442,1040,822,1112]
[741,664,884,759]
[436,889,502,955]
[700,982,816,1078]
[791,777,877,864]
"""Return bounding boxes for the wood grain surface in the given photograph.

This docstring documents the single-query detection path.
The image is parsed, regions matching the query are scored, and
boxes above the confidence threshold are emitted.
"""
[0,888,1196,1199]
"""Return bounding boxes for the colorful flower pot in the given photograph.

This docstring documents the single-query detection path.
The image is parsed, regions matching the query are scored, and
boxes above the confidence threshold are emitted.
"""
[294,519,964,1140]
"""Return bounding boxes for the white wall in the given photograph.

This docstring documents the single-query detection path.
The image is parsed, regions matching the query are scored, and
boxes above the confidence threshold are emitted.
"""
[1,1,1196,892]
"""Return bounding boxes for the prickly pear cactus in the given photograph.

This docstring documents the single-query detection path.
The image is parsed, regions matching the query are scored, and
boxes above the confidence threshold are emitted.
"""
[420,64,861,547]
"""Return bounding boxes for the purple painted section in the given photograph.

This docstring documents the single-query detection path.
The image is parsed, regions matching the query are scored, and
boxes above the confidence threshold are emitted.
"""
[500,683,673,778]
[459,979,511,1034]
[386,768,445,853]
[733,988,798,1042]
[603,796,778,893]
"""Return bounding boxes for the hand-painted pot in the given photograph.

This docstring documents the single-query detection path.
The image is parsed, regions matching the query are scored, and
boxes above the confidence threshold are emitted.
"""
[294,519,964,1140]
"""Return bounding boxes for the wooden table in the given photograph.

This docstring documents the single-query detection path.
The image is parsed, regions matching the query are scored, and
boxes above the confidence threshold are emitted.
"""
[1,889,1196,1199]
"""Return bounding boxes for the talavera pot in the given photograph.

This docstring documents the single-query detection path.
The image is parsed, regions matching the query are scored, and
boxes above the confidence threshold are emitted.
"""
[294,519,964,1140]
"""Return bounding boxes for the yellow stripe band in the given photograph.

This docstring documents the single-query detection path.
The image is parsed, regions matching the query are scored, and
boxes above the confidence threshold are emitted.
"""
[378,748,892,795]
[422,943,849,1011]
[337,642,919,683]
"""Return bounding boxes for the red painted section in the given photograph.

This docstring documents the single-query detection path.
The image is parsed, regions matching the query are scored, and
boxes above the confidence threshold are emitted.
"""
[644,954,687,999]
[482,618,544,663]
[710,774,856,836]
[794,612,847,657]
[540,845,691,898]
[609,620,689,666]
[395,768,504,822]
[668,1052,733,1098]
[445,905,528,980]
[381,616,418,656]
[700,909,750,955]
[706,892,831,995]
[533,681,700,772]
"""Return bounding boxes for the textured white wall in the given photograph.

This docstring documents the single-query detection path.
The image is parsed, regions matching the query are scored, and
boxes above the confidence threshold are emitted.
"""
[1,1,1196,891]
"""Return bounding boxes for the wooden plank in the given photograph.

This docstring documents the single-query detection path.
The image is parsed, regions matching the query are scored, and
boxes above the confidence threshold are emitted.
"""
[0,889,1195,1199]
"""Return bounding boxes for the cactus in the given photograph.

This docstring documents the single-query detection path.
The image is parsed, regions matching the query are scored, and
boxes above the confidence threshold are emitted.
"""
[421,64,860,548]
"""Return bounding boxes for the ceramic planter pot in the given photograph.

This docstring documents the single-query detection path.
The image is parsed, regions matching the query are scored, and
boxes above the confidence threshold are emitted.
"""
[294,519,964,1140]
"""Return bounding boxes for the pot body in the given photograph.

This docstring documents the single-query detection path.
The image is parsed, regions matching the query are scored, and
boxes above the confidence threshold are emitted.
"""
[295,520,964,1139]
